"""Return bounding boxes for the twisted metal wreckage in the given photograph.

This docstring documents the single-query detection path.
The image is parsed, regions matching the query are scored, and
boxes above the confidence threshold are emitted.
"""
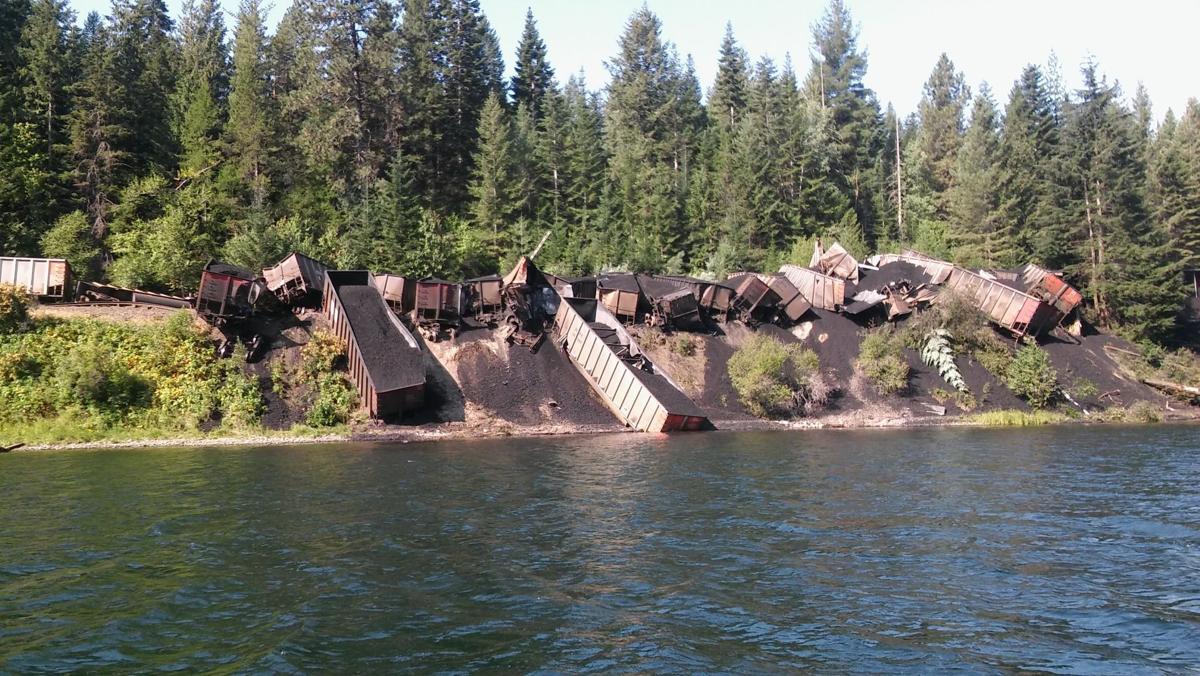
[4,241,1089,428]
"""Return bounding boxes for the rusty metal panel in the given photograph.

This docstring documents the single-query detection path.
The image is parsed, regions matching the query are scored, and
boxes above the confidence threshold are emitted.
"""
[553,295,709,433]
[778,265,845,311]
[374,273,414,314]
[599,288,639,321]
[322,271,425,419]
[0,257,71,298]
[699,283,735,313]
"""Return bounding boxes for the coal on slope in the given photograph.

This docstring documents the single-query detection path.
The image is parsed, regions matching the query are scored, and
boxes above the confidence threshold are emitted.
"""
[451,330,616,426]
[337,285,424,392]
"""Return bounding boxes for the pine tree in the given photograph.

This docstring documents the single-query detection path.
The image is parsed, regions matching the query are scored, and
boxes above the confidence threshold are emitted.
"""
[67,16,127,236]
[1062,61,1176,338]
[996,64,1063,267]
[17,0,74,161]
[439,0,503,211]
[469,92,515,257]
[948,86,1007,266]
[805,0,883,240]
[914,53,969,221]
[511,9,553,116]
[225,0,271,206]
[560,72,605,268]
[604,7,697,270]
[396,0,445,207]
[173,0,227,174]
[0,0,31,120]
[110,0,178,174]
[1149,101,1200,274]
[708,22,748,137]
[284,0,391,197]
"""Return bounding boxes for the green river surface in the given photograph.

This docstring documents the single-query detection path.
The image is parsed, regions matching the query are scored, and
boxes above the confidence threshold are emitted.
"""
[2,426,1199,673]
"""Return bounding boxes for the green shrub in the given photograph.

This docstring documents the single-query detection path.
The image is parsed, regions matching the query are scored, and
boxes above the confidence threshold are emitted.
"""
[728,334,828,418]
[306,372,356,427]
[671,334,697,357]
[953,390,978,412]
[1159,349,1200,387]
[967,409,1069,426]
[857,329,909,395]
[41,211,101,280]
[216,348,264,429]
[53,342,152,414]
[0,285,30,334]
[301,329,346,380]
[270,357,289,395]
[901,290,988,350]
[1127,401,1163,423]
[1006,345,1059,409]
[0,313,266,444]
[970,329,1013,379]
[1068,378,1098,400]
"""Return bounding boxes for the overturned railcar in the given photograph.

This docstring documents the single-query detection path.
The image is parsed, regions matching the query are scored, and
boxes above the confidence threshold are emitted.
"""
[698,282,736,320]
[464,274,503,324]
[412,277,462,338]
[544,273,597,300]
[322,271,425,419]
[0,257,71,301]
[75,281,191,308]
[727,273,782,324]
[761,274,812,324]
[778,265,847,312]
[553,296,709,433]
[1018,264,1083,319]
[597,274,644,323]
[374,273,415,315]
[940,267,1061,338]
[262,252,329,307]
[196,261,263,324]
[636,274,706,332]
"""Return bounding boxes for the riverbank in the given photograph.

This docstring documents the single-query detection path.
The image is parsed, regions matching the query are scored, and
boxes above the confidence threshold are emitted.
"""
[5,301,1198,451]
[13,406,1199,452]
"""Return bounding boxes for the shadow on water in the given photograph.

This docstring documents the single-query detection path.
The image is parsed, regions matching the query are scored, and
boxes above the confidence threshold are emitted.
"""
[2,425,1199,672]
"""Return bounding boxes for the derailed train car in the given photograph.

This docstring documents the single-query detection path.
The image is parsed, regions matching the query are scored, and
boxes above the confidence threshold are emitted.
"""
[262,252,329,307]
[322,271,425,419]
[553,295,709,433]
[0,257,71,301]
[196,261,264,325]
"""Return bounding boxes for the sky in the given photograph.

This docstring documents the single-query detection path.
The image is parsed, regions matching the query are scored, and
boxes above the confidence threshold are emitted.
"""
[71,0,1199,120]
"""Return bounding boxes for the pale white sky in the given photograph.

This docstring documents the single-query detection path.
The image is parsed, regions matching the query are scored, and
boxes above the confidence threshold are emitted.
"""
[72,0,1199,120]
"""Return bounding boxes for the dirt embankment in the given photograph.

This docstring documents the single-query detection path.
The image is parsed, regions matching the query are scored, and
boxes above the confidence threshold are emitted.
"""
[422,328,622,432]
[17,301,1196,452]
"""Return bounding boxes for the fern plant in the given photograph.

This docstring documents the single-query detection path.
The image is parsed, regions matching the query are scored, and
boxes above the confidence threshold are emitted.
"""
[922,329,968,393]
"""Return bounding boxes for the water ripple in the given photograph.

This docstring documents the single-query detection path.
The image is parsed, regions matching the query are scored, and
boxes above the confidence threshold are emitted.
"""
[1,426,1199,672]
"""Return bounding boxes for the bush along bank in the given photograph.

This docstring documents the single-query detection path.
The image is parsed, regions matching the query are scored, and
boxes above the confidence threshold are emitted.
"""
[0,310,358,446]
[0,312,264,444]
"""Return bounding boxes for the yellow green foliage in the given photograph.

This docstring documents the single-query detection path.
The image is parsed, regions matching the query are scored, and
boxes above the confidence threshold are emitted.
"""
[728,334,828,418]
[857,328,909,395]
[0,312,263,443]
[0,284,30,334]
[299,329,355,427]
[1006,345,1059,409]
[966,409,1070,426]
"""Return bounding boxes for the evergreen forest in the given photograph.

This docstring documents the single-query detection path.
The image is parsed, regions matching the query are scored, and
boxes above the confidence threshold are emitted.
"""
[2,0,1198,342]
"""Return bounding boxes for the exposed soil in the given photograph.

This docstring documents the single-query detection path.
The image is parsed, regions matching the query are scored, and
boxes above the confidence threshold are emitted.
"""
[32,303,181,324]
[1041,329,1170,411]
[425,328,619,428]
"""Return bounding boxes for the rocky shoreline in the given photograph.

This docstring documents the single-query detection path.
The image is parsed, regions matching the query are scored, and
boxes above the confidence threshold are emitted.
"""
[14,408,1199,453]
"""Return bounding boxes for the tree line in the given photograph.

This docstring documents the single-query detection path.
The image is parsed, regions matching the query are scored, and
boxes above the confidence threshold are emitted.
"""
[0,0,1197,341]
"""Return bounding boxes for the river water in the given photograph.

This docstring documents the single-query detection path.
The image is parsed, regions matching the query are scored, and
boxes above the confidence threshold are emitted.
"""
[2,426,1199,673]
